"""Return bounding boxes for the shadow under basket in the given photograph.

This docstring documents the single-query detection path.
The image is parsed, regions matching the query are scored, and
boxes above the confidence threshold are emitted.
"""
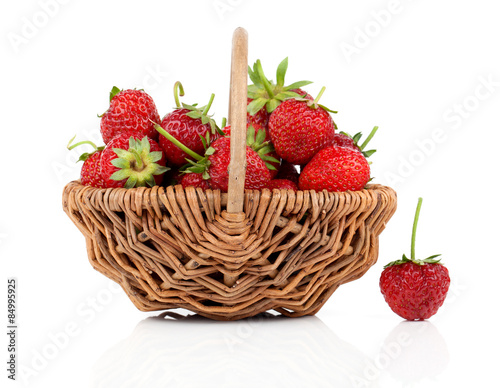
[62,181,397,320]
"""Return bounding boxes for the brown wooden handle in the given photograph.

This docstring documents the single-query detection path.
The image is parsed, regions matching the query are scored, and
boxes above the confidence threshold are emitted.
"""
[226,27,248,214]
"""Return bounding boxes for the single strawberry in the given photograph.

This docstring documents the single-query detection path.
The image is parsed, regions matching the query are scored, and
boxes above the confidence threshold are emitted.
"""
[330,126,378,158]
[247,57,312,117]
[100,133,168,188]
[180,172,212,190]
[67,136,105,188]
[380,198,450,321]
[298,146,370,192]
[100,87,160,144]
[276,161,300,185]
[266,179,298,191]
[207,137,271,192]
[222,122,280,177]
[158,82,221,167]
[247,97,269,129]
[268,87,337,165]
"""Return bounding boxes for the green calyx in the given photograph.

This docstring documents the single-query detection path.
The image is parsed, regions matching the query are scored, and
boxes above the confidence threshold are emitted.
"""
[384,197,442,269]
[109,86,122,102]
[300,86,338,115]
[247,57,313,115]
[246,125,279,171]
[110,136,169,188]
[171,81,223,136]
[67,135,104,162]
[340,126,379,158]
[154,123,212,179]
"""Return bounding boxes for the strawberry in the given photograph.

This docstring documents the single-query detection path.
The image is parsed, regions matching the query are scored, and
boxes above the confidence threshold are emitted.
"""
[158,82,221,167]
[100,133,168,188]
[100,87,160,144]
[266,179,298,191]
[180,172,212,190]
[268,87,337,165]
[207,137,271,192]
[247,57,312,118]
[67,136,105,188]
[221,122,280,177]
[276,161,300,184]
[380,198,450,320]
[330,126,379,158]
[247,97,269,129]
[298,146,370,192]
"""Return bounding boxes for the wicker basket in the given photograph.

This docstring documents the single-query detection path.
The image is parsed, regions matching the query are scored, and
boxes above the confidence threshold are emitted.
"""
[62,28,397,321]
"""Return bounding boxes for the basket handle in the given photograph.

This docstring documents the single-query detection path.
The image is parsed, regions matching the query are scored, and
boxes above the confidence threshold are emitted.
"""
[226,27,248,214]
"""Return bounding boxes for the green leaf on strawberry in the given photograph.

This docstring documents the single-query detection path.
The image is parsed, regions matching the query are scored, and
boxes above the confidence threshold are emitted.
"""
[247,57,313,115]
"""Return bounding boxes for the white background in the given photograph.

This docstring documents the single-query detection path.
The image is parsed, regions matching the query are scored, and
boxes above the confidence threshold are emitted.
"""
[2,0,499,387]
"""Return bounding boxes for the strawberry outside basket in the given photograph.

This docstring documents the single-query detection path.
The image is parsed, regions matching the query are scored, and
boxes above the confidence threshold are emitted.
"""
[62,28,397,321]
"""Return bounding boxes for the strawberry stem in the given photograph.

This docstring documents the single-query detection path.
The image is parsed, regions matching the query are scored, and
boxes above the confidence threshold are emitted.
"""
[154,123,204,162]
[359,126,379,151]
[67,135,98,151]
[313,86,326,104]
[173,81,185,108]
[411,197,423,261]
[202,93,215,116]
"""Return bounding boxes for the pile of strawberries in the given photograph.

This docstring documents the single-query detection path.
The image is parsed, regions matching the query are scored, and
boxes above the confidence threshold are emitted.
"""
[69,58,378,193]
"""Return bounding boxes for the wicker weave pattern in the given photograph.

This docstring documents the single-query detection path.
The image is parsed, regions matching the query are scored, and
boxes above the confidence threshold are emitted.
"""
[62,181,396,320]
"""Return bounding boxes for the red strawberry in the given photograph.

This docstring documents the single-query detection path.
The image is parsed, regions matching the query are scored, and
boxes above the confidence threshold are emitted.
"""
[276,161,300,184]
[100,87,160,144]
[380,198,450,320]
[330,132,357,150]
[247,97,269,129]
[268,87,337,165]
[100,133,168,188]
[180,172,212,190]
[67,136,105,188]
[80,150,105,188]
[330,126,379,158]
[208,137,271,192]
[266,179,298,191]
[158,82,221,167]
[247,57,312,118]
[299,146,370,192]
[222,122,280,177]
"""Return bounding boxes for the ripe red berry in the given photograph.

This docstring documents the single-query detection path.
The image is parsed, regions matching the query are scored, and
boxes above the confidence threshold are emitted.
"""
[67,136,105,188]
[268,87,336,165]
[100,87,160,144]
[329,126,379,158]
[266,179,298,191]
[380,198,450,320]
[299,146,370,192]
[80,150,105,188]
[208,137,271,192]
[180,172,211,190]
[158,82,220,167]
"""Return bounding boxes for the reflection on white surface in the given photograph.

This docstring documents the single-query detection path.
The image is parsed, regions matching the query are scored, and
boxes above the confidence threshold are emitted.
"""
[92,312,376,388]
[382,321,449,385]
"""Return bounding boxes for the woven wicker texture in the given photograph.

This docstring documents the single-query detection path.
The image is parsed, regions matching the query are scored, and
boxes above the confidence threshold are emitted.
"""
[62,181,397,320]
